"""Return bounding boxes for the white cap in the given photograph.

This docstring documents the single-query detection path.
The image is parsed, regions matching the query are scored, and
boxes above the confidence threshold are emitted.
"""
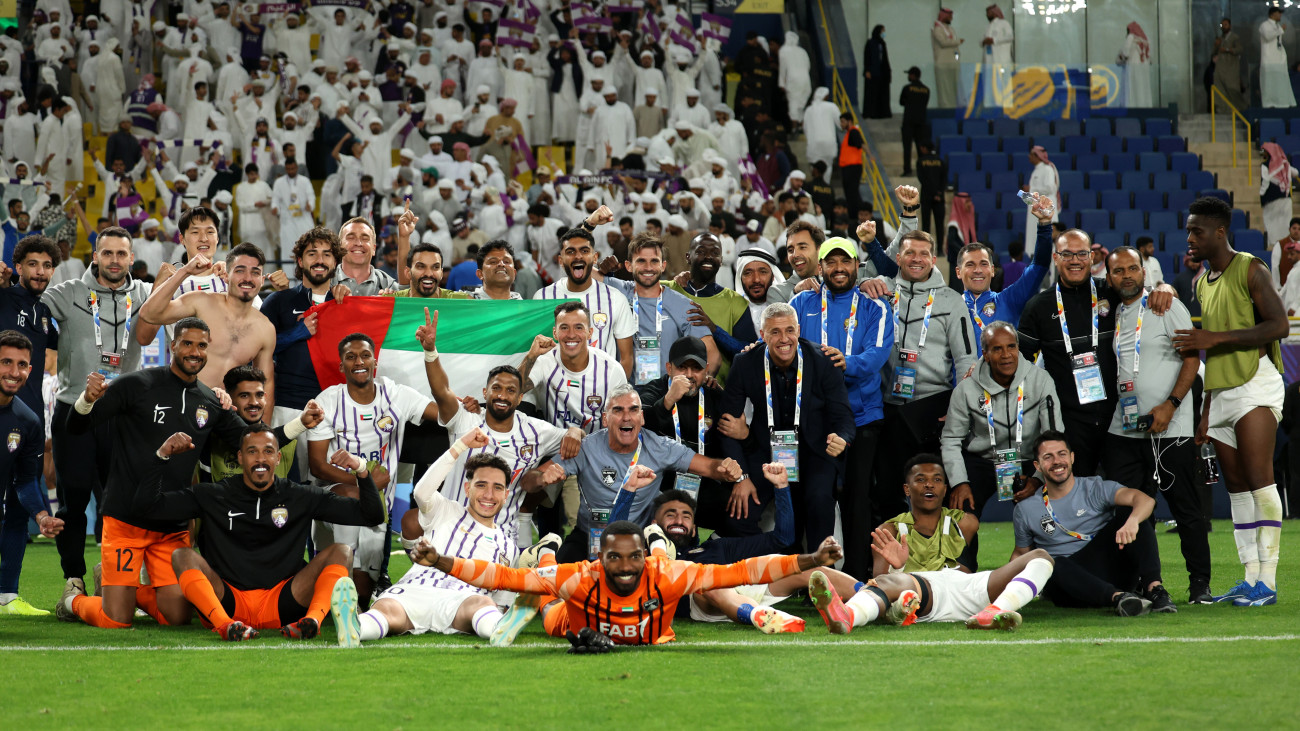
[282,111,298,122]
[667,214,689,229]
[438,179,455,190]
[182,162,198,172]
[152,20,167,31]
[141,218,160,231]
[429,135,444,145]
[358,70,373,80]
[603,84,617,95]
[688,177,706,189]
[657,155,676,166]
[789,170,806,180]
[476,84,491,95]
[746,219,761,232]
[399,147,415,159]
[592,50,606,60]
[644,87,658,97]
[214,190,233,204]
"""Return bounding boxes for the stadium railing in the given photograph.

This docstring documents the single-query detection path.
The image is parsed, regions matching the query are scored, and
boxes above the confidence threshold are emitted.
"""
[1209,85,1255,187]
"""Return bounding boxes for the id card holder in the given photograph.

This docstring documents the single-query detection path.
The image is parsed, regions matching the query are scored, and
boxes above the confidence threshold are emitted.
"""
[994,448,1021,502]
[98,351,123,381]
[894,349,919,399]
[1070,352,1106,405]
[634,336,661,384]
[1118,380,1140,431]
[770,429,800,482]
[588,508,611,559]
[674,472,701,498]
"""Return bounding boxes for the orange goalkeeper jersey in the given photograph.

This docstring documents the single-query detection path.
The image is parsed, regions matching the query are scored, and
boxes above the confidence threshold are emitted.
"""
[447,553,802,644]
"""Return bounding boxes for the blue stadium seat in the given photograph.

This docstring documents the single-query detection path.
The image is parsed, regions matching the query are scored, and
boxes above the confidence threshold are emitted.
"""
[979,152,1010,172]
[1138,152,1168,172]
[1096,231,1127,250]
[970,137,1000,155]
[1114,210,1146,233]
[1259,118,1286,141]
[1032,136,1063,153]
[963,119,992,136]
[970,191,998,211]
[1148,211,1178,232]
[1087,171,1117,191]
[1201,188,1232,205]
[1024,119,1052,138]
[1185,170,1215,191]
[1054,120,1082,137]
[980,210,1007,232]
[1074,153,1105,172]
[1011,154,1034,179]
[1134,190,1164,211]
[938,135,968,158]
[931,118,960,138]
[947,152,977,177]
[1064,136,1093,156]
[1156,136,1186,153]
[1125,137,1155,154]
[957,171,988,192]
[1001,136,1031,154]
[1291,119,1300,135]
[1145,119,1173,136]
[1166,190,1195,214]
[1008,208,1028,233]
[1169,152,1201,174]
[1120,172,1151,191]
[1231,209,1249,230]
[1153,172,1184,191]
[1100,190,1132,210]
[1058,170,1086,195]
[1085,118,1113,137]
[1279,136,1300,157]
[1079,209,1111,232]
[1160,231,1185,250]
[1107,153,1137,174]
[989,172,1021,192]
[1235,228,1265,252]
[1094,137,1123,156]
[1064,191,1097,209]
[1155,251,1180,274]
[1114,118,1142,138]
[987,230,1014,251]
[992,119,1021,137]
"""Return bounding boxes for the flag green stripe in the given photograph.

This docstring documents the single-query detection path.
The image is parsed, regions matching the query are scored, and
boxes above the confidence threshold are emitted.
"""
[379,298,568,355]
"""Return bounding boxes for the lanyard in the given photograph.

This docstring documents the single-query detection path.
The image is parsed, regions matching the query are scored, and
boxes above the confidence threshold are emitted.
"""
[615,436,644,492]
[983,386,1023,451]
[90,291,132,352]
[764,346,802,434]
[821,287,858,354]
[1042,487,1094,541]
[631,288,664,337]
[671,392,706,455]
[964,291,986,356]
[1055,280,1097,357]
[1114,293,1147,377]
[893,289,935,349]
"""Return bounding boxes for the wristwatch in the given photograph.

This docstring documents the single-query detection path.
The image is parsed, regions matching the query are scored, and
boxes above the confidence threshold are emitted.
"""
[735,473,749,484]
[1166,395,1183,408]
[901,204,919,215]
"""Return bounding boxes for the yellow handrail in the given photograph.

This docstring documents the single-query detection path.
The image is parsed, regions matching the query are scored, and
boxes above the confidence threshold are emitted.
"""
[1209,85,1255,187]
[813,0,899,228]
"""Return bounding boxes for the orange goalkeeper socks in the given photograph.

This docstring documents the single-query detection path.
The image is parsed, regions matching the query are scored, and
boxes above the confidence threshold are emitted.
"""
[133,585,173,626]
[71,595,131,629]
[307,565,351,624]
[178,569,232,629]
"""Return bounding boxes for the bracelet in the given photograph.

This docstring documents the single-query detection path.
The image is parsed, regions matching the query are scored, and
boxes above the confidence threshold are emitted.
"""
[156,448,170,461]
[424,349,440,363]
[74,393,95,415]
[901,205,919,214]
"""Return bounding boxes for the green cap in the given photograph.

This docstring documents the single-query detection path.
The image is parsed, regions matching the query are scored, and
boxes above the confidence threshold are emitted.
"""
[421,166,440,176]
[818,236,858,261]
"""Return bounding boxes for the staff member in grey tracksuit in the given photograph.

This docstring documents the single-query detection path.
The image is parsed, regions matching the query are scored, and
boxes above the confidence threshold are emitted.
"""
[41,226,159,589]
[941,322,1063,569]
[873,227,977,535]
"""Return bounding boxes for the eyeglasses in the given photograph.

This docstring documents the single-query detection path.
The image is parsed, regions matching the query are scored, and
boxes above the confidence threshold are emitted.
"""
[1054,250,1091,261]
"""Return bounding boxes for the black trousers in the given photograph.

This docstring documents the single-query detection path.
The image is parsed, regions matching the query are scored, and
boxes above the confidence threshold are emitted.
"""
[1062,409,1109,477]
[52,400,111,581]
[922,195,945,244]
[1101,433,1212,585]
[900,122,928,173]
[871,405,941,537]
[841,164,863,211]
[1042,509,1163,608]
[839,422,881,579]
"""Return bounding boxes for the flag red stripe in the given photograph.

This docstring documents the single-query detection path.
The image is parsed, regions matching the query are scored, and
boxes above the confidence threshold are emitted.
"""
[305,297,397,389]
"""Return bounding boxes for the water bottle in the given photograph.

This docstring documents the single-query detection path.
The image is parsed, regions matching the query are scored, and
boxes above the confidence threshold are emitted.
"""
[1201,442,1221,485]
[1016,190,1036,206]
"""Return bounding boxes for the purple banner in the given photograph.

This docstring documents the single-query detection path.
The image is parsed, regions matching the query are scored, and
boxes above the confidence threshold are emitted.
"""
[495,34,534,48]
[258,2,299,13]
[639,14,661,41]
[702,30,728,43]
[498,17,536,33]
[675,12,693,30]
[312,0,371,8]
[607,4,639,12]
[668,30,696,52]
[574,15,613,28]
[700,12,733,28]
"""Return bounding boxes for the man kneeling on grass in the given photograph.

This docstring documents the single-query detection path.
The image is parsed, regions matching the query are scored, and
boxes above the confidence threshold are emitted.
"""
[59,425,385,642]
[808,454,1055,631]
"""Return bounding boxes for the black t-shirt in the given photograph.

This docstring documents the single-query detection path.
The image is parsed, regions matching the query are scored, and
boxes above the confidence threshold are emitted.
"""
[1018,277,1122,420]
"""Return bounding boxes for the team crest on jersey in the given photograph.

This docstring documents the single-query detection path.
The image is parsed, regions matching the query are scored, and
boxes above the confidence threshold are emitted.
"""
[982,303,996,318]
[1098,302,1111,318]
[271,507,288,528]
[6,432,19,452]
[592,312,609,329]
[1040,516,1057,535]
[601,468,617,486]
[518,444,535,460]
[376,415,395,432]
[42,316,48,334]
[195,407,209,428]
[536,565,557,579]
[586,394,603,411]
[642,598,661,611]
[703,416,713,431]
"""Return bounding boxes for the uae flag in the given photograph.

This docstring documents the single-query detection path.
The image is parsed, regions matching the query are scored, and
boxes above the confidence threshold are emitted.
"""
[306,296,567,398]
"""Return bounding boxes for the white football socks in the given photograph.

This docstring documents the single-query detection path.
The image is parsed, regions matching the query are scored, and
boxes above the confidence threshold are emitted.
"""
[1252,485,1283,590]
[1229,492,1260,585]
[991,557,1053,613]
[845,589,883,627]
[471,606,503,639]
[358,610,388,642]
[515,512,536,550]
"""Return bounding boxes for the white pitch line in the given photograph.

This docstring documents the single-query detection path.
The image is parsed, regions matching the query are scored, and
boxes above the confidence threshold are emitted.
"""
[1,634,1297,652]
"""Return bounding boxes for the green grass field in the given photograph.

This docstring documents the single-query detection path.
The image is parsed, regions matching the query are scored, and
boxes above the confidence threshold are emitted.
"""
[1,521,1296,729]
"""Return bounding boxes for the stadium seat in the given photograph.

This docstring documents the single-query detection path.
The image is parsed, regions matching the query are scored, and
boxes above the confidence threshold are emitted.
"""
[1114,210,1146,233]
[992,119,1021,137]
[1156,251,1181,274]
[1107,153,1136,174]
[1011,154,1034,178]
[1138,152,1168,172]
[957,172,988,192]
[1008,208,1028,233]
[1084,118,1112,137]
[1134,190,1165,211]
[1185,170,1215,191]
[989,171,1021,192]
[1153,172,1184,191]
[1279,136,1300,157]
[931,118,959,138]
[1166,190,1195,214]
[1156,136,1186,153]
[1125,137,1154,154]
[1291,119,1300,135]
[1087,171,1117,191]
[1145,119,1173,136]
[1079,209,1111,232]
[1235,228,1265,252]
[1231,209,1249,230]
[980,152,1010,172]
[963,119,992,136]
[1259,118,1286,141]
[970,137,1000,155]
[1160,230,1185,250]
[1094,137,1123,156]
[947,152,977,177]
[1169,152,1201,174]
[1114,118,1142,138]
[1100,190,1132,210]
[1096,231,1126,250]
[1074,153,1105,172]
[1064,191,1097,209]
[1054,120,1082,137]
[1148,211,1179,232]
[1002,136,1031,155]
[1064,136,1093,156]
[1058,170,1086,195]
[1032,136,1063,153]
[1024,119,1052,138]
[980,210,1007,232]
[1293,153,1300,169]
[987,230,1014,250]
[970,191,998,211]
[939,135,968,158]
[1120,172,1151,191]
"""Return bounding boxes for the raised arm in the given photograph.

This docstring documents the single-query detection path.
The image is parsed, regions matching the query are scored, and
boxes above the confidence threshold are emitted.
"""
[138,254,211,325]
[681,536,843,593]
[413,306,463,423]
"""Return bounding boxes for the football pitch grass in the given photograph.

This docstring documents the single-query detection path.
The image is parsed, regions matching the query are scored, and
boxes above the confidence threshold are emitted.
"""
[1,521,1295,729]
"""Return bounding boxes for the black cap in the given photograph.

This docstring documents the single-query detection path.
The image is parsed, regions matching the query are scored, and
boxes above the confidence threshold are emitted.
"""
[668,336,708,368]
[907,66,921,76]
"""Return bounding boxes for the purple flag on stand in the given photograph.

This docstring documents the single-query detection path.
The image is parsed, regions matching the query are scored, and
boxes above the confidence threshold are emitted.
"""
[639,13,661,41]
[668,30,696,53]
[512,135,537,177]
[498,17,536,33]
[737,155,770,199]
